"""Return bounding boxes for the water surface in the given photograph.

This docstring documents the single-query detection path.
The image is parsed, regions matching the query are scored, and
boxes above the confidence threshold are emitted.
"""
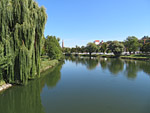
[0,57,150,113]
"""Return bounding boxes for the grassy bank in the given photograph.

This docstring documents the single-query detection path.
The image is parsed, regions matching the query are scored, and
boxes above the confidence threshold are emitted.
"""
[65,53,115,58]
[101,54,150,60]
[40,56,59,73]
[0,80,5,86]
[0,56,59,92]
[120,54,150,61]
[65,53,150,61]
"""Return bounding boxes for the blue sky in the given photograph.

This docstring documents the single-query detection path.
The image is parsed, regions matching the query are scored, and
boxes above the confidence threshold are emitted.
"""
[36,0,150,47]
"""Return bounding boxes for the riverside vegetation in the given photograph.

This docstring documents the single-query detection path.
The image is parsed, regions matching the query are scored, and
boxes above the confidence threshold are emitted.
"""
[0,0,63,86]
[63,36,150,59]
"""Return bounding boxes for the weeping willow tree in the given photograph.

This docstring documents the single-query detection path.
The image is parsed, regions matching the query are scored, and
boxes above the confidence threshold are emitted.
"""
[0,43,6,85]
[0,0,47,84]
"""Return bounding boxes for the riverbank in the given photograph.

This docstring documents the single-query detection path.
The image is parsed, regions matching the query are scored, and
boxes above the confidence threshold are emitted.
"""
[0,84,12,92]
[100,54,150,60]
[100,54,150,61]
[65,53,150,61]
[40,56,59,72]
[120,54,150,61]
[0,56,59,93]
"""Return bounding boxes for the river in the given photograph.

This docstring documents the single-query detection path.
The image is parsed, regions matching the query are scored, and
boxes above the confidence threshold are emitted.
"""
[0,57,150,113]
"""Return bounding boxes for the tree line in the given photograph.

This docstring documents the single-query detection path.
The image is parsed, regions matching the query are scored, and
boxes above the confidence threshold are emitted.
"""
[63,36,150,57]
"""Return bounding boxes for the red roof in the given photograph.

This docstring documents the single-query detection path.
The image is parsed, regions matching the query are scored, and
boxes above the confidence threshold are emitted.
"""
[95,40,100,42]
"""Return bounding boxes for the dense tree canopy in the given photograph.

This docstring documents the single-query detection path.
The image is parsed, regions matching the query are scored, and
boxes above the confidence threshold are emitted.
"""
[62,47,71,54]
[0,44,6,85]
[80,46,86,53]
[0,0,47,84]
[100,42,107,53]
[141,36,150,43]
[108,41,124,56]
[86,43,98,57]
[45,36,62,60]
[124,36,139,54]
[141,42,150,53]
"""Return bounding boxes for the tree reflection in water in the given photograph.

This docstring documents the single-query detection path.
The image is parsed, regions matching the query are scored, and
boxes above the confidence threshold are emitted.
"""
[0,62,64,113]
[107,58,124,75]
[124,60,140,79]
[65,56,99,70]
[66,56,150,79]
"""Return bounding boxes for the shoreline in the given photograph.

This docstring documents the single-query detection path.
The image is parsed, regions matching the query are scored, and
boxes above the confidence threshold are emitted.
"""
[120,56,150,61]
[0,84,12,93]
[0,59,59,93]
[65,54,150,61]
[0,65,54,93]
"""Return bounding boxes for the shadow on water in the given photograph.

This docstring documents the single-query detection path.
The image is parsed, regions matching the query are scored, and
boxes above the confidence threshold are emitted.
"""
[66,56,150,79]
[0,62,64,113]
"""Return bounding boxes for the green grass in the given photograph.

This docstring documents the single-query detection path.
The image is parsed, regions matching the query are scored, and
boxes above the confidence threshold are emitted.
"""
[121,54,150,60]
[73,54,100,57]
[65,53,150,60]
[0,80,5,86]
[100,54,115,58]
[40,56,58,72]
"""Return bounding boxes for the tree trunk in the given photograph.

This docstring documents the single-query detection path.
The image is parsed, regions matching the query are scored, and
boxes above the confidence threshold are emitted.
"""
[89,52,92,58]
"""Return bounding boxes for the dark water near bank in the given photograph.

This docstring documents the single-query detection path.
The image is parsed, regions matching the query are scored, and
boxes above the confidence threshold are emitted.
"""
[0,57,150,113]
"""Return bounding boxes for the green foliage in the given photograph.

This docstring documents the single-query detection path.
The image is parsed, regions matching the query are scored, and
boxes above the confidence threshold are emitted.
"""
[81,46,86,53]
[108,41,124,56]
[0,44,5,84]
[140,42,150,53]
[63,47,71,54]
[86,43,98,56]
[141,36,150,43]
[45,36,62,60]
[71,48,76,53]
[75,45,81,53]
[0,0,47,84]
[0,43,12,84]
[41,36,46,56]
[124,36,140,54]
[100,42,107,53]
[0,61,64,113]
[40,56,59,72]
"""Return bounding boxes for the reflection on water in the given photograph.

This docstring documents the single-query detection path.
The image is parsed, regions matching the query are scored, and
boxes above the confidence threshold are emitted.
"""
[65,57,99,70]
[0,57,150,113]
[66,56,150,79]
[42,63,62,88]
[0,62,64,113]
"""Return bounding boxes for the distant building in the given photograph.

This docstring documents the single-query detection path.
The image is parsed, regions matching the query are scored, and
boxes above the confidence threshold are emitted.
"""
[94,40,103,46]
[94,40,100,45]
[62,40,64,48]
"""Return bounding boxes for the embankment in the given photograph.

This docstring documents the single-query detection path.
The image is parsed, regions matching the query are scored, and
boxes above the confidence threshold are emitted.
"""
[0,84,12,92]
[0,59,59,93]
